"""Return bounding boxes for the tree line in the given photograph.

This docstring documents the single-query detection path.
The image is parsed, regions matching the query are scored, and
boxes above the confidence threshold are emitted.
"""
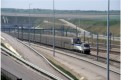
[1,8,120,15]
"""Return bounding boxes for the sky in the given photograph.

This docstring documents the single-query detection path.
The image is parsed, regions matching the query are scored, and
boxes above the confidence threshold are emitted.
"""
[1,0,120,11]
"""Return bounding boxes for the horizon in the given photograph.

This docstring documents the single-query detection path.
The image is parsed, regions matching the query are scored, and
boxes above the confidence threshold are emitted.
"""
[1,0,120,11]
[1,8,120,11]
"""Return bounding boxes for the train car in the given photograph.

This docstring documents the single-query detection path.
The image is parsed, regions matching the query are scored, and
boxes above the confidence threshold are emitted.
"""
[10,31,90,54]
[34,33,90,54]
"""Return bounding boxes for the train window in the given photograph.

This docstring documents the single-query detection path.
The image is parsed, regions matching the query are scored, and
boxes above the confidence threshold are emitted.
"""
[84,44,89,47]
[73,38,81,44]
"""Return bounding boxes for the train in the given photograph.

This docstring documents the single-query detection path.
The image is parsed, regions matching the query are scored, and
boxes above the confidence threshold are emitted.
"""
[6,30,90,54]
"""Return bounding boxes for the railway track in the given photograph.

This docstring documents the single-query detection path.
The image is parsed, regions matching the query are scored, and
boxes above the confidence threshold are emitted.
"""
[24,41,120,68]
[90,47,120,55]
[3,31,120,65]
[18,37,120,55]
[23,41,120,77]
[61,49,120,68]
[4,31,120,54]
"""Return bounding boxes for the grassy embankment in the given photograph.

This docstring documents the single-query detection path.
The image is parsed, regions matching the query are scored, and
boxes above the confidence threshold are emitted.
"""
[66,15,120,37]
[49,60,78,80]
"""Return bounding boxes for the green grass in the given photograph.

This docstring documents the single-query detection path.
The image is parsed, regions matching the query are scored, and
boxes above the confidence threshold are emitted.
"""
[49,60,78,80]
[67,16,120,37]
[1,43,9,50]
[81,36,120,45]
[2,13,119,37]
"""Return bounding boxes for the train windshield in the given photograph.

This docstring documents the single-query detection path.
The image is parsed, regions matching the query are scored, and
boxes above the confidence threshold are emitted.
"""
[73,38,81,44]
[84,44,89,47]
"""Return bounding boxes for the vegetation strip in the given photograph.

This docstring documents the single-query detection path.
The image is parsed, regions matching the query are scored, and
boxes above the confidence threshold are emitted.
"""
[49,60,78,80]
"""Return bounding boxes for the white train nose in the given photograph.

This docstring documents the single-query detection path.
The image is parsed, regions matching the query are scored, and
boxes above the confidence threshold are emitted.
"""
[74,45,83,51]
[74,44,90,54]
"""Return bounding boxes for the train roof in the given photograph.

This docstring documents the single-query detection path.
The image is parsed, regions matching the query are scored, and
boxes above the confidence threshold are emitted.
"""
[41,34,80,40]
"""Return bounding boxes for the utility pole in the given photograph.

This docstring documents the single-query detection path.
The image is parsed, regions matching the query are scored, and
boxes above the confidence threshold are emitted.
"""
[78,11,80,37]
[34,25,35,43]
[15,9,18,37]
[28,3,31,46]
[15,9,19,39]
[84,31,85,43]
[53,0,55,57]
[76,25,78,37]
[76,10,78,37]
[109,32,112,51]
[18,26,19,38]
[96,33,99,61]
[106,0,110,80]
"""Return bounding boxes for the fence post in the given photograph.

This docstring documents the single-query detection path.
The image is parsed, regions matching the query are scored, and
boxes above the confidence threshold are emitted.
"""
[2,28,4,32]
[40,29,41,43]
[84,31,85,43]
[28,28,31,45]
[66,29,67,37]
[88,38,89,44]
[113,33,114,47]
[14,27,15,37]
[109,32,112,51]
[96,33,99,61]
[43,28,45,34]
[76,26,78,37]
[91,34,93,45]
[34,27,35,42]
[21,26,23,40]
[9,27,10,34]
[61,25,64,36]
[51,28,52,35]
[18,27,19,38]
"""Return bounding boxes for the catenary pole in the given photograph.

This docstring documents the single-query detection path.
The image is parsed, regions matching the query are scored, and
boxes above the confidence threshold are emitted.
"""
[28,3,31,46]
[53,0,55,57]
[106,0,110,80]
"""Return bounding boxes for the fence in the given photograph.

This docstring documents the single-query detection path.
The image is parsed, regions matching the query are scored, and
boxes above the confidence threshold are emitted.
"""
[1,27,120,62]
[1,27,120,49]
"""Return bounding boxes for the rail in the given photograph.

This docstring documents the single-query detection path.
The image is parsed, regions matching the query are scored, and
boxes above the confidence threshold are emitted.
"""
[26,42,120,75]
[90,47,120,54]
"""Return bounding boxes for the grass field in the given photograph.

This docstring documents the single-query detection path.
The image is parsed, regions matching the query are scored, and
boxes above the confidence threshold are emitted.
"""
[28,15,120,37]
[2,13,120,37]
[65,15,120,37]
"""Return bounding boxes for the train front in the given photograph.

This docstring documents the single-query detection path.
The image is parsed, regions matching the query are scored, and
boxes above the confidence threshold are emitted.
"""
[72,38,90,54]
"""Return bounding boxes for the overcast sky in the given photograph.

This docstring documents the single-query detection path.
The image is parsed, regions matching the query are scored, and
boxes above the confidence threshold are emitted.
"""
[1,0,120,11]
